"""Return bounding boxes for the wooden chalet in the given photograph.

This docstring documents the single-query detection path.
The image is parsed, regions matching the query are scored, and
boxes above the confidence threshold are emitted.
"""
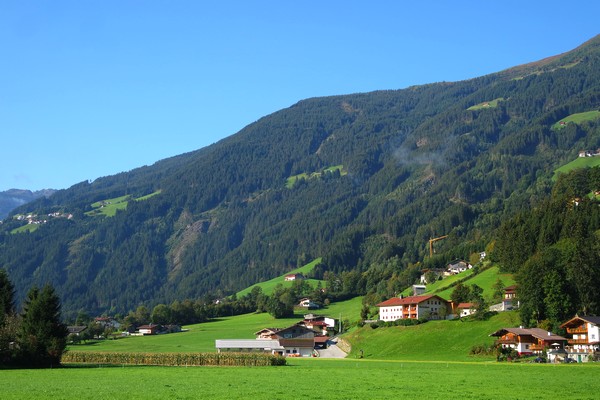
[560,315,600,362]
[490,327,567,355]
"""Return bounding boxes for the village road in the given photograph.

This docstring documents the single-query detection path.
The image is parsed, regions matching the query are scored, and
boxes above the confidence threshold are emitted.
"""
[317,339,348,358]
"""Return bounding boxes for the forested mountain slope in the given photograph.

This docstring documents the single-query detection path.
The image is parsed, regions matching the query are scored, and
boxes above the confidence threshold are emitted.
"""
[1,35,600,318]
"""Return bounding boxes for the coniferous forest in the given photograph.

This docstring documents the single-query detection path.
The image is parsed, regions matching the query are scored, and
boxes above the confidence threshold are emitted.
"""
[1,35,600,324]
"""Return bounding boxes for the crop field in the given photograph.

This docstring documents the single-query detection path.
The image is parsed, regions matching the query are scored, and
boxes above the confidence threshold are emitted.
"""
[2,358,599,399]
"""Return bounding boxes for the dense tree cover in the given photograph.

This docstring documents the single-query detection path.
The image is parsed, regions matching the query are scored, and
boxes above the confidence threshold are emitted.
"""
[494,167,600,330]
[1,36,600,318]
[0,272,68,368]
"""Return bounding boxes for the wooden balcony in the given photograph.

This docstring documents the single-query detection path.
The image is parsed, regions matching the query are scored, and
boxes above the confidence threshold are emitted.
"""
[566,327,587,334]
[530,344,545,351]
[568,339,589,345]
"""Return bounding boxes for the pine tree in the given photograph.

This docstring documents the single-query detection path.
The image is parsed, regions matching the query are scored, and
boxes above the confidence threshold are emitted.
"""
[18,285,68,367]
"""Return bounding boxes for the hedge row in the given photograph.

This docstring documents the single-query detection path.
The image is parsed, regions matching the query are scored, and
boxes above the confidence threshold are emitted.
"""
[62,351,287,367]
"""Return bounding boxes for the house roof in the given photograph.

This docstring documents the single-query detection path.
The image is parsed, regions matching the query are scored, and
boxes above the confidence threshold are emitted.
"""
[489,327,567,341]
[67,326,87,334]
[314,335,329,344]
[376,294,447,307]
[560,315,600,328]
[457,303,476,309]
[254,328,281,336]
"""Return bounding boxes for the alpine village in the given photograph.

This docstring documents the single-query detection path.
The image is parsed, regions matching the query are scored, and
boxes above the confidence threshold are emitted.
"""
[2,34,600,397]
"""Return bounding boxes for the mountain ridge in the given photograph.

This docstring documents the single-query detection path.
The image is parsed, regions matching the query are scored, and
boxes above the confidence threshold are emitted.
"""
[1,35,600,318]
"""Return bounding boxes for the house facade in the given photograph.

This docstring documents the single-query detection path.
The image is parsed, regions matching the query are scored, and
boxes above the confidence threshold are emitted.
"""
[456,303,477,317]
[446,260,472,275]
[377,295,450,321]
[274,325,316,357]
[490,327,567,355]
[560,315,600,362]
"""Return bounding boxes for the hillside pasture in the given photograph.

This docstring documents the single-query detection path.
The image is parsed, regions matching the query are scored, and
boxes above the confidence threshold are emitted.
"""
[467,98,504,110]
[236,258,324,297]
[85,190,162,217]
[346,311,520,361]
[285,165,346,188]
[554,156,600,180]
[3,358,599,399]
[552,110,600,130]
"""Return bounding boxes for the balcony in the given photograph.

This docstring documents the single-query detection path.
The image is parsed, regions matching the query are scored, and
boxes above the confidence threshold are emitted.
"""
[568,339,589,345]
[566,327,587,334]
[530,344,545,351]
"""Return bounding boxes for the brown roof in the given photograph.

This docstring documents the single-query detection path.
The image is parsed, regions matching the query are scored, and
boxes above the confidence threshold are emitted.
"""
[560,315,600,328]
[490,327,567,342]
[314,336,329,344]
[376,295,448,307]
[457,303,476,309]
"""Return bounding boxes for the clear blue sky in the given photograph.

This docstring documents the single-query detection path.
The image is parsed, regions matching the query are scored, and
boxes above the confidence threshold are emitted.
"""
[1,1,599,192]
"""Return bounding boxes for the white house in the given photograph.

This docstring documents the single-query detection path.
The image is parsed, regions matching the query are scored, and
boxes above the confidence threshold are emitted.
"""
[377,295,451,321]
[561,315,600,362]
[446,260,472,275]
[456,302,477,317]
[298,298,320,309]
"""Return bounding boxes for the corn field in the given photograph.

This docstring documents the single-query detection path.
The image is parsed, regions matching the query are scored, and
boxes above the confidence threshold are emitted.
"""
[62,351,287,367]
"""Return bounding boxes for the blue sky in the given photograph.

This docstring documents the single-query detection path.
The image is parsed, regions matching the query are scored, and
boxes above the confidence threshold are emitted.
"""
[1,1,599,192]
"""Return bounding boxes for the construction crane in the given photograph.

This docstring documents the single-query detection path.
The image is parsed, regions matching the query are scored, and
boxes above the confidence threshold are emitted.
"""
[429,235,448,257]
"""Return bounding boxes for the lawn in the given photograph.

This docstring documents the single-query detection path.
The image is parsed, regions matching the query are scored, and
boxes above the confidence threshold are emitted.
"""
[2,359,599,399]
[435,266,515,300]
[345,311,521,362]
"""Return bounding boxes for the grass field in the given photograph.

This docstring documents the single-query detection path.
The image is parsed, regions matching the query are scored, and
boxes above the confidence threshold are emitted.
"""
[467,98,504,110]
[236,258,324,297]
[552,110,600,130]
[85,190,162,217]
[3,359,599,399]
[346,311,520,361]
[285,165,346,188]
[68,296,363,354]
[554,156,600,180]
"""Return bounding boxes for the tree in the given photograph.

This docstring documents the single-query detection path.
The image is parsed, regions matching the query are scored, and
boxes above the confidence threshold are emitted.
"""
[0,269,15,326]
[18,285,68,367]
[0,269,17,365]
[450,282,471,304]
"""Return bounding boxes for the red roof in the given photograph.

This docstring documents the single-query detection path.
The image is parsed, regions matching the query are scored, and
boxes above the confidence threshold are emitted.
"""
[457,302,476,309]
[376,295,447,307]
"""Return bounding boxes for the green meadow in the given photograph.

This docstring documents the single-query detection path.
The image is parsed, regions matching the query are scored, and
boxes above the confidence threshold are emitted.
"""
[85,190,162,217]
[467,98,504,110]
[285,165,346,188]
[552,110,600,130]
[236,258,324,297]
[554,156,600,180]
[3,359,599,399]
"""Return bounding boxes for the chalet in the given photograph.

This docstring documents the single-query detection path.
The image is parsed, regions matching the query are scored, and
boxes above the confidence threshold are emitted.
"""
[419,268,444,284]
[377,294,451,321]
[137,324,161,335]
[298,298,320,309]
[67,326,87,336]
[490,327,567,355]
[446,260,472,275]
[254,328,281,339]
[560,315,600,362]
[456,303,477,317]
[284,273,304,281]
[221,324,317,357]
[303,314,336,332]
[502,285,519,311]
[274,325,316,357]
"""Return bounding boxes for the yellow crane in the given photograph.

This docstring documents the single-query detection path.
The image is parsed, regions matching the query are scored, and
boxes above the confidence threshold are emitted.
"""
[429,235,448,257]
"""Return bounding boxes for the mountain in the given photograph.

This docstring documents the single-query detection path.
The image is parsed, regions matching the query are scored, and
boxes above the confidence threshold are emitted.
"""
[0,189,56,220]
[1,35,600,319]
